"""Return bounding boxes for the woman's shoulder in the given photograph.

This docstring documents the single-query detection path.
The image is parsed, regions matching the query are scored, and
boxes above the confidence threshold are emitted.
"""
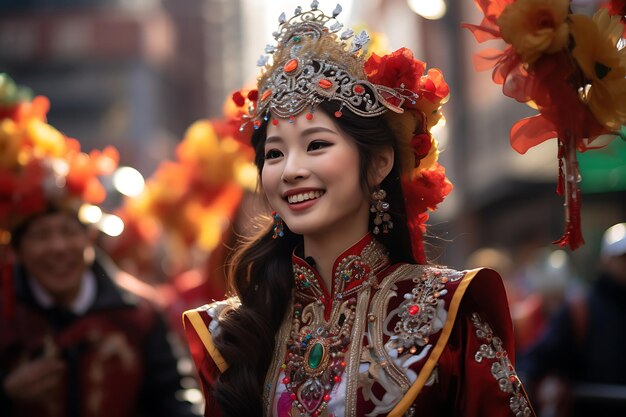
[362,264,520,416]
[182,297,241,336]
[182,297,240,376]
[370,263,513,374]
[381,263,507,306]
[378,263,500,301]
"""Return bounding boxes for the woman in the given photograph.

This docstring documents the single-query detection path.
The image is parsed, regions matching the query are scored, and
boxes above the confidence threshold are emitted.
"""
[183,3,534,417]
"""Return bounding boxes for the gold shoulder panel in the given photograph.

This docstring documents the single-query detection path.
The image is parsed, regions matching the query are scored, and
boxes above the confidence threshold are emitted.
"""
[387,268,483,417]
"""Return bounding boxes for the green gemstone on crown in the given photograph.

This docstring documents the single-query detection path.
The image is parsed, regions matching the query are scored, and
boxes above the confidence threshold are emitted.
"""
[308,342,324,369]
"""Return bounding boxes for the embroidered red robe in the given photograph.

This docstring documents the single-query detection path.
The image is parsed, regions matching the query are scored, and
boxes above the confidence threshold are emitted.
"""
[184,234,535,417]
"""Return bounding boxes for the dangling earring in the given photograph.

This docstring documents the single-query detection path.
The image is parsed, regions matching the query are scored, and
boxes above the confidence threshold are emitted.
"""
[272,211,285,238]
[370,187,393,235]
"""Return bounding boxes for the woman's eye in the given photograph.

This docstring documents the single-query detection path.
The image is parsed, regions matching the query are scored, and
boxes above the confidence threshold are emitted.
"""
[265,149,283,160]
[307,140,331,151]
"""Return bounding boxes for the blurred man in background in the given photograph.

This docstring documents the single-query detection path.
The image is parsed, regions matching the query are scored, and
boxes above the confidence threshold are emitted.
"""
[1,209,198,417]
[0,76,197,417]
[519,222,626,417]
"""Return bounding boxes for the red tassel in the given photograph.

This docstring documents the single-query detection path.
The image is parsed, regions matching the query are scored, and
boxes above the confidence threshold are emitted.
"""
[556,142,565,196]
[552,133,584,250]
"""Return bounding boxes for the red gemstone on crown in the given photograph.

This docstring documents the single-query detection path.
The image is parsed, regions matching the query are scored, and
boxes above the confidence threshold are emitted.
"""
[408,305,420,315]
[284,58,299,73]
[318,79,333,89]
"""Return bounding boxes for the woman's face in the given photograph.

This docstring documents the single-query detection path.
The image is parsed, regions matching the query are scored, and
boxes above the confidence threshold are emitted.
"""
[262,110,370,240]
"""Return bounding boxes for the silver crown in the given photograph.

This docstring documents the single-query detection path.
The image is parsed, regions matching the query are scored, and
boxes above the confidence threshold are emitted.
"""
[249,2,418,127]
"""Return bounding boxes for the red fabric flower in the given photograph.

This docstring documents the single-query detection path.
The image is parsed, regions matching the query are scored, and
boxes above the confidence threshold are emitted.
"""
[364,48,426,91]
[420,69,450,103]
[401,162,453,262]
[410,133,432,164]
[402,164,453,215]
[605,0,626,17]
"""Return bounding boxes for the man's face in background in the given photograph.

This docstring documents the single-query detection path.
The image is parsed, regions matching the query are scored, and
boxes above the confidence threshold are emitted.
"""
[16,211,90,306]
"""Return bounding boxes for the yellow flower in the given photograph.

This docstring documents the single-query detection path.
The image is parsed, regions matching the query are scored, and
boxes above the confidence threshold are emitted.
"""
[178,120,242,186]
[0,119,21,169]
[197,211,223,252]
[26,118,67,158]
[497,0,570,64]
[570,9,626,131]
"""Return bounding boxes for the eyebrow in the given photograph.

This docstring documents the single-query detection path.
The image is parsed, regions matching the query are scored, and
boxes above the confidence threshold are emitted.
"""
[265,126,338,144]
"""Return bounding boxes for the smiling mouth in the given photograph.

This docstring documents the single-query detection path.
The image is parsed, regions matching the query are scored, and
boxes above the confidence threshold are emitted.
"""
[286,190,325,204]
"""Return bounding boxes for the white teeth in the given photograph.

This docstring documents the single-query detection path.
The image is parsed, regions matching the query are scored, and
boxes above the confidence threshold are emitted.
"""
[287,190,324,204]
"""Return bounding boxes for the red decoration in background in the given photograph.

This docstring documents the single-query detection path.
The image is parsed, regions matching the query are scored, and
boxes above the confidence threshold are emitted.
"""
[463,0,626,250]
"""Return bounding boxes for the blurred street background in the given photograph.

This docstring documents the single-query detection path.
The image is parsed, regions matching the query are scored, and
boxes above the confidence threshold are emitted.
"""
[2,0,623,272]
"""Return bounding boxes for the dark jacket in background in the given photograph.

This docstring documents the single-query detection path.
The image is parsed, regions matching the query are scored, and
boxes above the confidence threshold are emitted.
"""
[519,273,626,417]
[0,259,197,417]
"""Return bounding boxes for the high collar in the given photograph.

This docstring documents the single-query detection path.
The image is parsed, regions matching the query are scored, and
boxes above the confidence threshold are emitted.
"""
[27,269,97,314]
[291,233,390,305]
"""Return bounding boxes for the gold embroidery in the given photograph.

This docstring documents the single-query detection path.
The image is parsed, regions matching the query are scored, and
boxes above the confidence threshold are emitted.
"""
[263,301,294,416]
[345,286,371,416]
[471,312,532,417]
[367,264,418,390]
[279,237,389,417]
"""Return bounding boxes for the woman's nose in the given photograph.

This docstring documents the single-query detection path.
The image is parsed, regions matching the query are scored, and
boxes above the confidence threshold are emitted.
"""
[281,153,310,183]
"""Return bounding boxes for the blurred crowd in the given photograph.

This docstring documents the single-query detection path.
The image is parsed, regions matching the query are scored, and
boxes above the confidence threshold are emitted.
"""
[466,223,626,417]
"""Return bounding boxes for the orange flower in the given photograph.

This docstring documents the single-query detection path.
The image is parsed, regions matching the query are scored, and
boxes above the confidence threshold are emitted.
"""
[497,0,569,64]
[570,9,626,130]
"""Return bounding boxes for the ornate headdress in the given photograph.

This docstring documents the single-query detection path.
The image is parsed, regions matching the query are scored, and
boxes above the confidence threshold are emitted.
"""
[253,3,415,123]
[232,2,453,262]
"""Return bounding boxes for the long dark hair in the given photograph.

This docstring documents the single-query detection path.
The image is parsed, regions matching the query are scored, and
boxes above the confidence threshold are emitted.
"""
[212,101,416,416]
